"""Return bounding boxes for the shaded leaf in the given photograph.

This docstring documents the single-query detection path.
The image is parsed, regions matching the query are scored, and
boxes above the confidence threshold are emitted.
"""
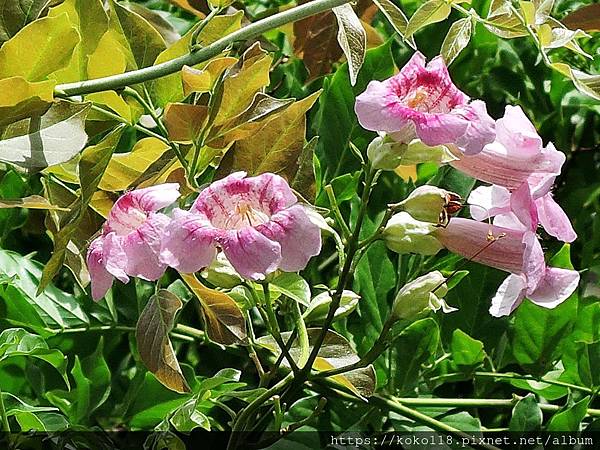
[562,4,600,32]
[0,0,52,42]
[181,273,247,345]
[0,77,54,127]
[332,4,366,86]
[136,290,190,393]
[291,136,318,201]
[547,396,590,431]
[0,100,90,170]
[441,17,473,65]
[164,103,208,143]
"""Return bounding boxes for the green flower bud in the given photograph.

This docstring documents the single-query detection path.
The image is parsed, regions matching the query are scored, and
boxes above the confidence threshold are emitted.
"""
[383,212,443,255]
[391,271,457,321]
[399,140,459,166]
[302,290,360,324]
[399,186,461,223]
[367,134,407,170]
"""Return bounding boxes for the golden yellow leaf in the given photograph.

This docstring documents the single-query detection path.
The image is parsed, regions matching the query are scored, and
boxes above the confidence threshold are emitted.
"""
[394,165,418,182]
[164,103,208,143]
[0,77,55,127]
[181,57,238,96]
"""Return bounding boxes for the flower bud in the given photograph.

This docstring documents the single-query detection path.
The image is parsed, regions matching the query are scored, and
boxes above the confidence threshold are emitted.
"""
[383,212,443,255]
[367,134,407,170]
[302,290,360,324]
[391,271,457,321]
[399,140,459,166]
[399,186,461,223]
[200,252,242,288]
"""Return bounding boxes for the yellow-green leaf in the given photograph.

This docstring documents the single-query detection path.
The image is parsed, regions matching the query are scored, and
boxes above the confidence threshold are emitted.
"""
[332,4,366,86]
[164,103,208,143]
[441,17,473,65]
[0,13,79,81]
[405,0,451,38]
[181,273,247,346]
[372,0,416,49]
[181,57,238,96]
[136,290,191,393]
[221,91,320,182]
[552,63,600,101]
[0,77,55,127]
[0,195,68,211]
[98,137,171,191]
[0,101,90,170]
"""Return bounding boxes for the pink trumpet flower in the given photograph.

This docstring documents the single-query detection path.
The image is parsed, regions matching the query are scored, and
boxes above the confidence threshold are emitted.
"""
[450,105,565,194]
[355,52,495,155]
[86,184,181,300]
[468,182,577,243]
[434,218,579,317]
[160,172,322,280]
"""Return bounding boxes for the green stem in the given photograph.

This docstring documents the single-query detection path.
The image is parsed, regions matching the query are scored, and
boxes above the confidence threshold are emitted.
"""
[55,0,351,96]
[325,185,352,239]
[291,300,309,368]
[43,323,205,342]
[0,388,10,433]
[90,104,168,143]
[474,371,593,394]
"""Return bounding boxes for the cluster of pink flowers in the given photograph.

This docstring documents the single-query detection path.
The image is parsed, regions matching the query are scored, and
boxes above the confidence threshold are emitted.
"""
[356,51,579,317]
[86,172,322,300]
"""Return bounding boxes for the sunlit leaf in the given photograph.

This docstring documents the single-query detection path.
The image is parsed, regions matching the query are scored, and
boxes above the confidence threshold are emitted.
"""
[0,13,79,81]
[136,290,190,393]
[405,0,451,38]
[0,195,67,211]
[0,100,90,170]
[547,396,590,431]
[332,4,366,86]
[181,273,247,345]
[372,0,415,48]
[127,3,180,46]
[0,77,55,127]
[269,272,311,307]
[450,329,485,368]
[181,57,238,96]
[441,17,473,65]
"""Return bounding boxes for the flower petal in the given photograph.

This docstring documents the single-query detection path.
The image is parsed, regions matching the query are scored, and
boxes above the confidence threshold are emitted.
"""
[101,232,129,284]
[523,231,546,292]
[489,274,527,317]
[527,267,579,309]
[495,105,542,157]
[216,227,281,280]
[453,100,496,155]
[86,237,115,301]
[510,182,537,232]
[414,112,469,148]
[160,209,217,273]
[536,194,577,243]
[257,205,322,272]
[122,213,170,280]
[468,185,511,221]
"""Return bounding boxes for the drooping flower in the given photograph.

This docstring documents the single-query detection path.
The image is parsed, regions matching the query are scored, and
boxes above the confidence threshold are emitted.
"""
[433,218,579,316]
[468,182,577,243]
[355,52,495,155]
[86,183,180,300]
[161,172,322,280]
[449,105,565,194]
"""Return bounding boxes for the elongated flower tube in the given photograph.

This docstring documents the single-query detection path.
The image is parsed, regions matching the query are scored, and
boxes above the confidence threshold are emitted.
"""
[450,105,565,194]
[355,52,495,155]
[434,218,579,316]
[161,172,322,280]
[468,182,577,243]
[86,184,180,300]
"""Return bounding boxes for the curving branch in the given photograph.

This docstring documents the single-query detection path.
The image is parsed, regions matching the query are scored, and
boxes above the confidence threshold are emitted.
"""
[54,0,351,97]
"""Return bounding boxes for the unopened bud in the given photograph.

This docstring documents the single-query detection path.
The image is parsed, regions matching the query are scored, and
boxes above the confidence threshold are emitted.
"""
[399,186,461,223]
[383,212,443,255]
[367,134,406,170]
[303,290,360,324]
[391,271,457,321]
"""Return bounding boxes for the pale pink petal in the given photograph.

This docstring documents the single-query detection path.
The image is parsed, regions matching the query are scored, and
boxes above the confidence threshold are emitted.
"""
[493,212,529,232]
[495,105,542,157]
[528,267,579,309]
[122,213,170,280]
[256,205,322,272]
[160,209,217,273]
[468,185,511,221]
[536,194,577,243]
[522,232,545,291]
[414,113,469,148]
[101,232,129,284]
[87,237,115,301]
[453,100,496,155]
[355,79,411,133]
[489,274,527,317]
[215,227,282,280]
[510,183,537,231]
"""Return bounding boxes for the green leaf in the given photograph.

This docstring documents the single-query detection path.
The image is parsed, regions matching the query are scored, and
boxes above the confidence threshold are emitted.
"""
[0,249,89,332]
[332,4,366,86]
[393,318,440,395]
[136,289,191,393]
[0,77,55,127]
[372,0,416,48]
[0,328,68,386]
[291,136,318,202]
[269,273,311,307]
[182,273,247,345]
[0,13,79,81]
[405,0,451,38]
[169,398,211,432]
[441,17,473,65]
[451,329,485,368]
[547,396,590,431]
[37,126,123,294]
[510,394,543,431]
[0,100,90,170]
[0,0,51,43]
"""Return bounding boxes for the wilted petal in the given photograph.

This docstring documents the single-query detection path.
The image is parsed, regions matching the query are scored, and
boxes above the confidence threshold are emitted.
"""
[489,274,527,317]
[160,209,217,273]
[528,267,579,309]
[87,237,115,301]
[257,204,322,272]
[216,227,281,280]
[122,213,170,280]
[536,194,577,243]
